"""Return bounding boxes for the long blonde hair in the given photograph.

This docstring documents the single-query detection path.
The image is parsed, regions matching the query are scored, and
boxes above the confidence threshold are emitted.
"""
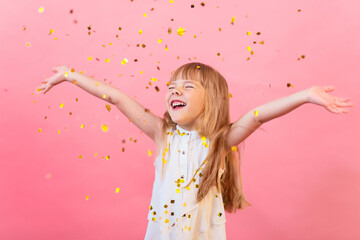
[160,62,252,213]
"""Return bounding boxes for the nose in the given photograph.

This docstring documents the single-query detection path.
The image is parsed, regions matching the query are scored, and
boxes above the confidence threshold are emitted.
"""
[172,88,181,95]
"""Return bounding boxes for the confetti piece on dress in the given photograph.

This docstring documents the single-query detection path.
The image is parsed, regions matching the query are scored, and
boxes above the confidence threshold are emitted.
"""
[256,32,261,35]
[287,83,294,87]
[298,9,301,12]
[38,7,44,13]
[231,17,235,25]
[102,94,107,99]
[254,110,258,116]
[101,124,109,132]
[229,93,232,98]
[165,45,169,51]
[177,27,185,36]
[121,58,128,65]
[259,40,264,44]
[115,188,120,193]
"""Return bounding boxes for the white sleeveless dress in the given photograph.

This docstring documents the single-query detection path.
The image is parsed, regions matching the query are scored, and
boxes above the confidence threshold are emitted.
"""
[145,124,226,240]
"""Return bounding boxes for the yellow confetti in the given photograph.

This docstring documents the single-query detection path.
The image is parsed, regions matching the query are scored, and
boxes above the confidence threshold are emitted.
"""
[183,203,186,207]
[26,42,31,47]
[247,46,251,51]
[38,128,42,133]
[177,27,185,36]
[102,94,107,99]
[176,189,180,193]
[186,186,190,190]
[158,39,162,43]
[79,155,83,159]
[170,0,174,3]
[115,188,120,193]
[105,104,111,111]
[254,110,258,116]
[259,40,264,44]
[105,58,110,63]
[247,31,251,35]
[139,29,143,34]
[143,13,147,17]
[38,7,44,13]
[49,29,54,35]
[231,146,237,151]
[85,195,89,200]
[140,71,144,74]
[151,77,158,82]
[121,58,128,65]
[101,124,109,132]
[229,93,232,98]
[201,136,206,141]
[80,124,84,128]
[194,35,197,38]
[87,56,93,61]
[106,155,110,160]
[58,130,61,134]
[165,219,169,223]
[64,72,68,77]
[54,37,58,40]
[165,45,169,51]
[148,150,153,156]
[231,16,235,24]
[59,103,64,108]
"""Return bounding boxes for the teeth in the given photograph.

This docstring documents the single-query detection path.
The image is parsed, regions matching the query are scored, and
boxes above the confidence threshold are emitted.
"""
[172,102,186,108]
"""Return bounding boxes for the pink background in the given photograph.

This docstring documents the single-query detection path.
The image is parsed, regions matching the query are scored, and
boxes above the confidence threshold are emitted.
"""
[1,0,359,239]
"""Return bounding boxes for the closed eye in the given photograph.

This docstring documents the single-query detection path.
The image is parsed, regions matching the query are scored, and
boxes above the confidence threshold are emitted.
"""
[168,86,193,90]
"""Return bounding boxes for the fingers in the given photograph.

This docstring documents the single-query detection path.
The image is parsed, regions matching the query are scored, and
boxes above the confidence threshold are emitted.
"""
[325,86,335,92]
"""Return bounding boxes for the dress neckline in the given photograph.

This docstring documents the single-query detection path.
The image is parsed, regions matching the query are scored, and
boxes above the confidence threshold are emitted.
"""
[175,124,198,135]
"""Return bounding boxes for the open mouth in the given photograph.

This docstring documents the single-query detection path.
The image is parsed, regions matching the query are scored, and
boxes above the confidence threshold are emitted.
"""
[171,100,187,110]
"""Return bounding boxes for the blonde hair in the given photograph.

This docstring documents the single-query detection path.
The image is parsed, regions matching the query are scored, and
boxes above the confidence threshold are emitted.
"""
[160,62,252,213]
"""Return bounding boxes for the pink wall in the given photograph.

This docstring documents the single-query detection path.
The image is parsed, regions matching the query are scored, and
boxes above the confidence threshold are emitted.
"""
[1,0,359,239]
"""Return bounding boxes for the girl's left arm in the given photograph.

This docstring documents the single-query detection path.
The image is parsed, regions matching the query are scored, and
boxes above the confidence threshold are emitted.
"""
[255,86,354,124]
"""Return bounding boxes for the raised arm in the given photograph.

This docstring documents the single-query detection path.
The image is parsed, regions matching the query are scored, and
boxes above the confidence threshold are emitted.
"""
[227,86,354,148]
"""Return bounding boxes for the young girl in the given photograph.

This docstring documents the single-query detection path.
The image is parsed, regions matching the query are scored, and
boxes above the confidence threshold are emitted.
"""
[37,62,354,239]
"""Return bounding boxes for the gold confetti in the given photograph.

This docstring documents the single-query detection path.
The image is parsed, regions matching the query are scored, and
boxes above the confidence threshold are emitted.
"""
[106,155,110,160]
[254,110,258,116]
[101,124,109,132]
[148,150,153,156]
[38,128,42,133]
[115,187,120,193]
[59,103,64,108]
[259,40,264,44]
[79,155,83,159]
[168,28,172,34]
[170,0,174,3]
[49,29,54,35]
[247,31,251,35]
[151,77,158,82]
[80,124,84,128]
[102,94,107,99]
[143,13,147,17]
[201,2,205,6]
[38,7,44,13]
[177,27,185,36]
[165,219,169,223]
[121,58,128,65]
[105,104,111,111]
[158,39,162,43]
[231,146,237,151]
[105,58,110,63]
[231,16,235,25]
[229,93,232,98]
[85,195,89,200]
[139,29,143,34]
[165,45,169,51]
[58,130,61,134]
[64,72,68,77]
[247,46,251,51]
[26,42,31,47]
[176,189,180,193]
[87,56,93,61]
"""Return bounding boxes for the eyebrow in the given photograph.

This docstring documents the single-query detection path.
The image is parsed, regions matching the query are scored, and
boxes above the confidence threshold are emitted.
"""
[169,80,196,86]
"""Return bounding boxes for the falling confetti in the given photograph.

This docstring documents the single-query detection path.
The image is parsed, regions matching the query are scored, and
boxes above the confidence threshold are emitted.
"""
[231,146,237,151]
[38,7,44,13]
[254,110,258,116]
[26,42,31,47]
[158,39,162,43]
[105,58,110,63]
[85,195,89,200]
[105,104,111,111]
[177,27,185,36]
[59,103,64,108]
[246,31,251,35]
[101,124,109,132]
[148,150,153,156]
[121,58,128,65]
[139,29,143,34]
[115,188,120,193]
[49,29,54,35]
[231,17,235,25]
[87,56,93,61]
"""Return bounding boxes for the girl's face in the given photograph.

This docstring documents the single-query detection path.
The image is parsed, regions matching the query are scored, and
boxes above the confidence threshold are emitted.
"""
[165,78,206,131]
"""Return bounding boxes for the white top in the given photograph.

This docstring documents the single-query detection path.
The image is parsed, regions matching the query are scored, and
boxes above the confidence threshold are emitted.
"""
[145,124,226,239]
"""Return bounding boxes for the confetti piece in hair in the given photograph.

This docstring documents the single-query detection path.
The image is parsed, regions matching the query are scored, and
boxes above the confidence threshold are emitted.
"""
[196,65,200,69]
[176,189,180,193]
[101,124,109,132]
[121,58,128,65]
[105,58,110,63]
[231,146,237,151]
[148,150,152,156]
[139,29,143,34]
[115,188,120,193]
[49,29,54,35]
[105,104,111,111]
[87,56,93,61]
[177,27,185,36]
[26,42,31,47]
[247,46,251,51]
[254,110,258,116]
[59,103,64,108]
[85,195,89,200]
[247,31,251,35]
[38,7,44,13]
[38,128,42,133]
[231,17,235,25]
[229,93,232,98]
[80,124,84,128]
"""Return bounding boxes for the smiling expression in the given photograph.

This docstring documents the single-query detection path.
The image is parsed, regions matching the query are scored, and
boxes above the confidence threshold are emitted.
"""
[165,78,206,131]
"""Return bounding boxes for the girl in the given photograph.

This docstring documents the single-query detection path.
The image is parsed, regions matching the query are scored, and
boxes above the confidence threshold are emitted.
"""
[37,62,354,239]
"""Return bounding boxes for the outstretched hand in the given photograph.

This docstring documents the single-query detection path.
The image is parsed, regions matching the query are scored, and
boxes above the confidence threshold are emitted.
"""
[307,86,354,114]
[37,65,72,94]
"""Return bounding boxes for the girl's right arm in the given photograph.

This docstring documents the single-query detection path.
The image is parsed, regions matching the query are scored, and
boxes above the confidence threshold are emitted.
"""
[37,66,164,143]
